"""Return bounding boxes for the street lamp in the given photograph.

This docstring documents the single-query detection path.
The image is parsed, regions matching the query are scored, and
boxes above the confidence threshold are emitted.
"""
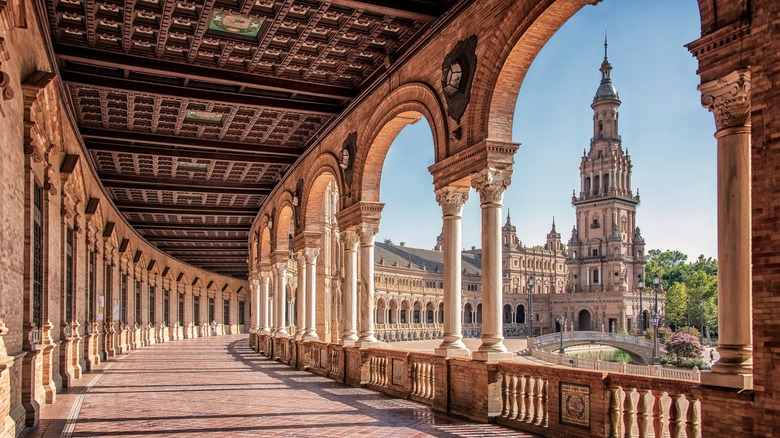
[527,277,534,338]
[558,315,566,354]
[637,274,644,332]
[651,274,661,364]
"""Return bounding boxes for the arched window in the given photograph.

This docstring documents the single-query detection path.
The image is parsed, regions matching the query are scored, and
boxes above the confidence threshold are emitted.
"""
[516,305,525,323]
[599,120,603,133]
[503,304,513,323]
[604,174,610,191]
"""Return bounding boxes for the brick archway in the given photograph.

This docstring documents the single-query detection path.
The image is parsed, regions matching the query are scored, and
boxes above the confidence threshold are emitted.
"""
[352,82,448,205]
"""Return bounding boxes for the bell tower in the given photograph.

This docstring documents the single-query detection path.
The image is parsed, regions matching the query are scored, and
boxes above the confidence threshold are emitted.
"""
[567,38,645,294]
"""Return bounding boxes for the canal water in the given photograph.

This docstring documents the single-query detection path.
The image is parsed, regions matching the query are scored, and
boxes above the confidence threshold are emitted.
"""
[558,345,633,363]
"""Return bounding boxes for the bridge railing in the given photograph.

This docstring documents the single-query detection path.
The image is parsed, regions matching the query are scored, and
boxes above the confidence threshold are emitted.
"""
[533,331,656,349]
[528,348,701,382]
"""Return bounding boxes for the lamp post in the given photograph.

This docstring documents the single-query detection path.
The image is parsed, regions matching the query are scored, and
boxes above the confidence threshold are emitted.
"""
[527,277,534,338]
[652,274,661,364]
[558,315,566,354]
[637,274,644,332]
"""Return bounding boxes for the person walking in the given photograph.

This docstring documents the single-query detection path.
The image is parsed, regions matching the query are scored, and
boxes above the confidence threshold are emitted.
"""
[210,320,217,336]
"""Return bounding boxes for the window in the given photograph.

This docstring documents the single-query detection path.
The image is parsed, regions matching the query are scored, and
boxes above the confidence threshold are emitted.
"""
[32,183,43,330]
[209,298,215,322]
[87,251,95,324]
[120,274,127,324]
[193,296,200,326]
[135,281,141,324]
[148,286,155,324]
[238,301,245,325]
[593,269,600,284]
[163,289,169,325]
[592,249,599,257]
[178,293,184,325]
[105,264,113,322]
[223,299,230,325]
[65,227,74,324]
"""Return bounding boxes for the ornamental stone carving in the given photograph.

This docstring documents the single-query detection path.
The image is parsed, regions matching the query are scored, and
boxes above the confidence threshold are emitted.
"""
[342,229,360,251]
[699,69,750,131]
[435,186,469,217]
[304,247,320,262]
[358,224,379,244]
[471,168,512,205]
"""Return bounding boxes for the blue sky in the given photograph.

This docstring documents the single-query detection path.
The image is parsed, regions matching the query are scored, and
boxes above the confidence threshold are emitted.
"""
[376,0,716,260]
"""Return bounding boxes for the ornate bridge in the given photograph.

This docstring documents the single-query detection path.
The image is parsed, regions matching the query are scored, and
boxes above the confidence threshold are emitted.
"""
[530,331,666,365]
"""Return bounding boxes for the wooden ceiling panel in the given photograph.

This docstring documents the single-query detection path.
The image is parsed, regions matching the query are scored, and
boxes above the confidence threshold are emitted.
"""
[42,0,453,279]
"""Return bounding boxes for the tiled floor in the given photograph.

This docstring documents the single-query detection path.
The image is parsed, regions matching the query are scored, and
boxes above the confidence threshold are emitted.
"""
[26,335,540,437]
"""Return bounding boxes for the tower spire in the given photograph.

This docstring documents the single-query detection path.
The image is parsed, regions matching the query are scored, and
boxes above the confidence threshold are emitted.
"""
[604,31,608,61]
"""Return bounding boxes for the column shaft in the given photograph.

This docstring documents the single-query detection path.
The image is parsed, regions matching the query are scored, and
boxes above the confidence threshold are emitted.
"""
[295,253,306,340]
[304,248,319,340]
[341,231,359,344]
[275,263,288,337]
[435,187,469,357]
[357,225,379,345]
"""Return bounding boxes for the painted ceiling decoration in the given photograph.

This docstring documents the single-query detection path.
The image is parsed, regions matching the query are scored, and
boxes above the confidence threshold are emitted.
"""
[37,0,460,279]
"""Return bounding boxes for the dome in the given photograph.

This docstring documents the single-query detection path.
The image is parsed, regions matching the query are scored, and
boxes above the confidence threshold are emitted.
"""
[595,80,618,100]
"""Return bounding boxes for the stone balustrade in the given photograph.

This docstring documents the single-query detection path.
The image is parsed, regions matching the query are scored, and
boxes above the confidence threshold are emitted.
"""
[258,333,702,437]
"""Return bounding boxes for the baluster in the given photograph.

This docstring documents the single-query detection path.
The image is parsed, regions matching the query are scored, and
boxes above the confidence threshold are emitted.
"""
[509,375,519,420]
[426,364,433,398]
[685,394,700,438]
[517,375,527,421]
[382,358,387,386]
[501,373,512,417]
[623,387,635,438]
[542,380,549,427]
[637,389,650,438]
[411,362,418,395]
[534,378,544,425]
[609,386,622,438]
[651,390,665,438]
[669,393,684,438]
[524,376,535,423]
[369,357,375,384]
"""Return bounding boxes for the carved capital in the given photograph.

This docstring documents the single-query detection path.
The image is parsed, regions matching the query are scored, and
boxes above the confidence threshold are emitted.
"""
[295,250,306,266]
[435,186,470,217]
[342,229,359,251]
[304,247,319,263]
[358,223,379,245]
[260,269,272,281]
[275,261,287,276]
[699,69,750,131]
[471,167,512,206]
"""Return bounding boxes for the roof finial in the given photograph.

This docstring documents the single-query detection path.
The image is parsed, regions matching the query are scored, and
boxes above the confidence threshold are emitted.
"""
[506,208,511,224]
[552,216,556,233]
[604,31,608,61]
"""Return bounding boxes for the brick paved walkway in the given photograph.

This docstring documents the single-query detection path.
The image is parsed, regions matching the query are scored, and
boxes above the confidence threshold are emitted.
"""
[27,335,539,437]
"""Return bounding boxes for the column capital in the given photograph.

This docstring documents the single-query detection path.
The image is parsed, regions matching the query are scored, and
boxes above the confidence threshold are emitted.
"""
[295,250,306,266]
[343,229,360,251]
[435,186,470,217]
[304,247,320,262]
[699,68,750,131]
[471,167,512,206]
[274,261,288,275]
[359,223,379,245]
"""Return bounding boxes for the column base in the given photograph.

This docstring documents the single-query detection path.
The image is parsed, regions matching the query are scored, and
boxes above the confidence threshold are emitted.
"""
[471,351,514,362]
[700,371,753,390]
[340,339,357,347]
[303,332,319,341]
[435,347,471,357]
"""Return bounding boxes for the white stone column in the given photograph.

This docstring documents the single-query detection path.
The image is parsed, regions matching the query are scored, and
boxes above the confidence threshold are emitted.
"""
[304,248,320,341]
[341,230,359,345]
[434,186,470,357]
[250,277,260,332]
[356,224,379,346]
[471,168,513,361]
[259,270,271,334]
[699,69,752,389]
[295,252,306,340]
[274,262,288,337]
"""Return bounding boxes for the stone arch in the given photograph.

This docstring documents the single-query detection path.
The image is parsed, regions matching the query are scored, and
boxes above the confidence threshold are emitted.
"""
[352,82,448,204]
[388,298,398,324]
[464,302,474,324]
[301,154,343,232]
[273,200,295,253]
[259,225,271,264]
[503,304,513,324]
[473,0,606,143]
[376,298,386,324]
[578,308,592,331]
